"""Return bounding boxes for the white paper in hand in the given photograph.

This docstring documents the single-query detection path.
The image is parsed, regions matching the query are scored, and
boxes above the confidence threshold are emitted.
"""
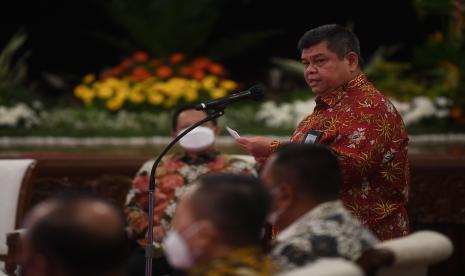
[226,126,241,139]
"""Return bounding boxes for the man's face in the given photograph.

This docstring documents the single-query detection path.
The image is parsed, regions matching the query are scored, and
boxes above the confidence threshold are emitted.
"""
[171,189,218,264]
[174,109,219,154]
[301,41,354,96]
[175,109,218,134]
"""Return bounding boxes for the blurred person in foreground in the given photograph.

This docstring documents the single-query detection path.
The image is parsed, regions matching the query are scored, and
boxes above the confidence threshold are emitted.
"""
[19,196,128,276]
[237,24,409,240]
[162,173,276,275]
[261,144,378,271]
[124,106,257,275]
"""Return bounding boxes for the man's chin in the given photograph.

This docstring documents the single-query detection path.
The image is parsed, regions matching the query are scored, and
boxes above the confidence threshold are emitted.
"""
[184,146,215,155]
[310,88,323,95]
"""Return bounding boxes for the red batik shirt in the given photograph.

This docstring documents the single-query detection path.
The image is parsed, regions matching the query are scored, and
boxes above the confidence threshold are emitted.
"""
[290,73,409,240]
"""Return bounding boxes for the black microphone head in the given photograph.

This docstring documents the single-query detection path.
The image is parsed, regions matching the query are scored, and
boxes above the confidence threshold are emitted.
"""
[249,85,265,101]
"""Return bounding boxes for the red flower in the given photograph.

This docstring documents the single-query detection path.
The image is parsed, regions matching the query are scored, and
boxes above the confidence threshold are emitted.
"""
[170,53,185,64]
[133,51,149,63]
[156,66,173,79]
[208,63,225,75]
[192,57,211,70]
[192,70,205,80]
[132,67,152,81]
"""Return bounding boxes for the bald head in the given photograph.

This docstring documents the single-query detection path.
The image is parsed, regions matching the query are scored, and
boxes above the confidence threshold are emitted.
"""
[22,196,128,276]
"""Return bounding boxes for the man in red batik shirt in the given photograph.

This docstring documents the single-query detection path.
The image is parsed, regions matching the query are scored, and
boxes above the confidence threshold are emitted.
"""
[237,24,409,240]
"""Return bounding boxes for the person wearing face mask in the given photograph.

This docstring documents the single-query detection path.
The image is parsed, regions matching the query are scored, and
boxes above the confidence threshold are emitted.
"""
[261,144,378,272]
[163,173,276,275]
[124,106,257,276]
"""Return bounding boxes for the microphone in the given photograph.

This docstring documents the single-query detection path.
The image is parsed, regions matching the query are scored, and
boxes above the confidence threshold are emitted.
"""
[194,85,265,110]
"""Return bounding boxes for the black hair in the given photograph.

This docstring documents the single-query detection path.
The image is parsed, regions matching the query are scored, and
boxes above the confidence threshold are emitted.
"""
[191,173,271,247]
[272,144,342,201]
[171,105,218,131]
[297,24,362,64]
[27,196,129,276]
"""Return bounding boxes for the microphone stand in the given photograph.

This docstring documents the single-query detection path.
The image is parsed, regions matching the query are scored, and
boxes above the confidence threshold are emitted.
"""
[145,108,225,276]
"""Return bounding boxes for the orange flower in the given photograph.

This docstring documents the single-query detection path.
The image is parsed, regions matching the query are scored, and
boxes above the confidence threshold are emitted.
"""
[192,57,211,69]
[132,67,152,81]
[133,51,149,63]
[156,66,173,79]
[192,70,205,80]
[450,107,463,120]
[208,63,225,75]
[170,53,185,64]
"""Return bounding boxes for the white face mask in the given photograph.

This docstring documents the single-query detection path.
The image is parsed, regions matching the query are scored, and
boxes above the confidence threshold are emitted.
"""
[162,223,201,270]
[178,126,215,152]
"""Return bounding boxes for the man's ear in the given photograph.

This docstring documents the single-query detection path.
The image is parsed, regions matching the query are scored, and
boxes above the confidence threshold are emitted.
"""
[345,52,359,72]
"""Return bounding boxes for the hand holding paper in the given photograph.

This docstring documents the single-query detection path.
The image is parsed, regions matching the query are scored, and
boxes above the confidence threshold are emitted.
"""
[226,125,241,139]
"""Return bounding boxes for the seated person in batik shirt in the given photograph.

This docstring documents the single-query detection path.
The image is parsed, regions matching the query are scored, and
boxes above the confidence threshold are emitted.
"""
[260,144,378,271]
[124,106,256,249]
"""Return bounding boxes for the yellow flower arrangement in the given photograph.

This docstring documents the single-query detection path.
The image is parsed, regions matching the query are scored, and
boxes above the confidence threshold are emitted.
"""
[74,52,238,111]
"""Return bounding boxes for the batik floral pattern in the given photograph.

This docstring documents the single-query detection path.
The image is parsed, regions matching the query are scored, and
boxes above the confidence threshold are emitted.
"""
[271,201,378,271]
[125,151,257,247]
[290,74,410,240]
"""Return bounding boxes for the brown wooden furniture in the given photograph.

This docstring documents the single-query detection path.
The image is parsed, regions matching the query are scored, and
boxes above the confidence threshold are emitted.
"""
[0,160,36,276]
[2,155,146,275]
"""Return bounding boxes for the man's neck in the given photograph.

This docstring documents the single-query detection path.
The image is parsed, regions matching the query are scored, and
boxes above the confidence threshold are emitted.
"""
[278,198,320,230]
[181,148,217,163]
[317,69,363,98]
